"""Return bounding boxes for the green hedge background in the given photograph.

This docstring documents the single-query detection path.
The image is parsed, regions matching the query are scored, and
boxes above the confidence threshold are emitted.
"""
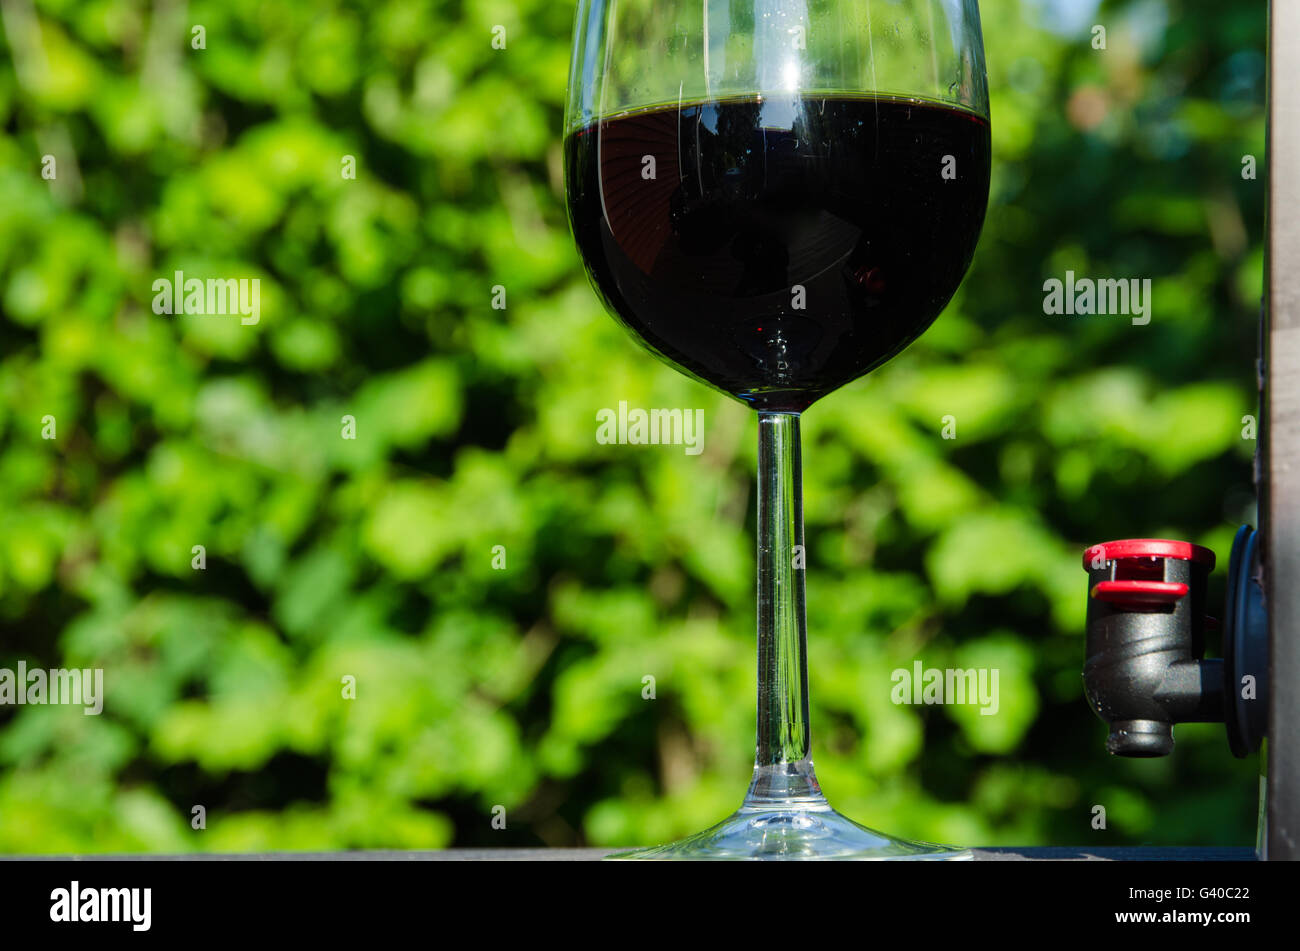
[0,0,1265,852]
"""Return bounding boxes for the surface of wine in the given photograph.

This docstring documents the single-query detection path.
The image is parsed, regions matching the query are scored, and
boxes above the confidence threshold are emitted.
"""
[565,94,991,411]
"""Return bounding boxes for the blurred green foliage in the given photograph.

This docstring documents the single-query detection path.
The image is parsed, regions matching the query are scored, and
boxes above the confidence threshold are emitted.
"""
[0,0,1265,852]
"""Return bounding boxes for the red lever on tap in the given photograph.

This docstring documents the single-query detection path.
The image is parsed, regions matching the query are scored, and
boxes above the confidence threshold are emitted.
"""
[1090,579,1188,606]
[1082,538,1215,611]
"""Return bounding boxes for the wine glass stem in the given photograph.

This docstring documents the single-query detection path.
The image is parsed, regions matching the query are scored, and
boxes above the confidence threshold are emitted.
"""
[747,411,824,807]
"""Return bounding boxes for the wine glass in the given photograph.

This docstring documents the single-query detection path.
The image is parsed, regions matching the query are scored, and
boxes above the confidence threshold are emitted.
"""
[563,0,990,859]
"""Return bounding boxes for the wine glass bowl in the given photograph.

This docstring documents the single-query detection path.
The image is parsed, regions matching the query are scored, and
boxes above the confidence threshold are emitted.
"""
[564,0,990,859]
[564,94,990,410]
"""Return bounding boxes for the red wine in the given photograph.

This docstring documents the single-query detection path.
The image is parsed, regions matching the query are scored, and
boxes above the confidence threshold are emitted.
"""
[565,94,990,411]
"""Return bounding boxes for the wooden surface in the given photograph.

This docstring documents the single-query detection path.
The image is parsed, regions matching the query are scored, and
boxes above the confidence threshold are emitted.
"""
[1266,0,1300,862]
[4,846,1258,861]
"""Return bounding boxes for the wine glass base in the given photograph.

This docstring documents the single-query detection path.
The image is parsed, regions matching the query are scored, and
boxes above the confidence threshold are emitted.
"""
[605,800,971,861]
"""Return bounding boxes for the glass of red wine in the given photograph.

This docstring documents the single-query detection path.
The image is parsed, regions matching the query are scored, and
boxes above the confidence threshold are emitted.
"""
[564,0,990,859]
